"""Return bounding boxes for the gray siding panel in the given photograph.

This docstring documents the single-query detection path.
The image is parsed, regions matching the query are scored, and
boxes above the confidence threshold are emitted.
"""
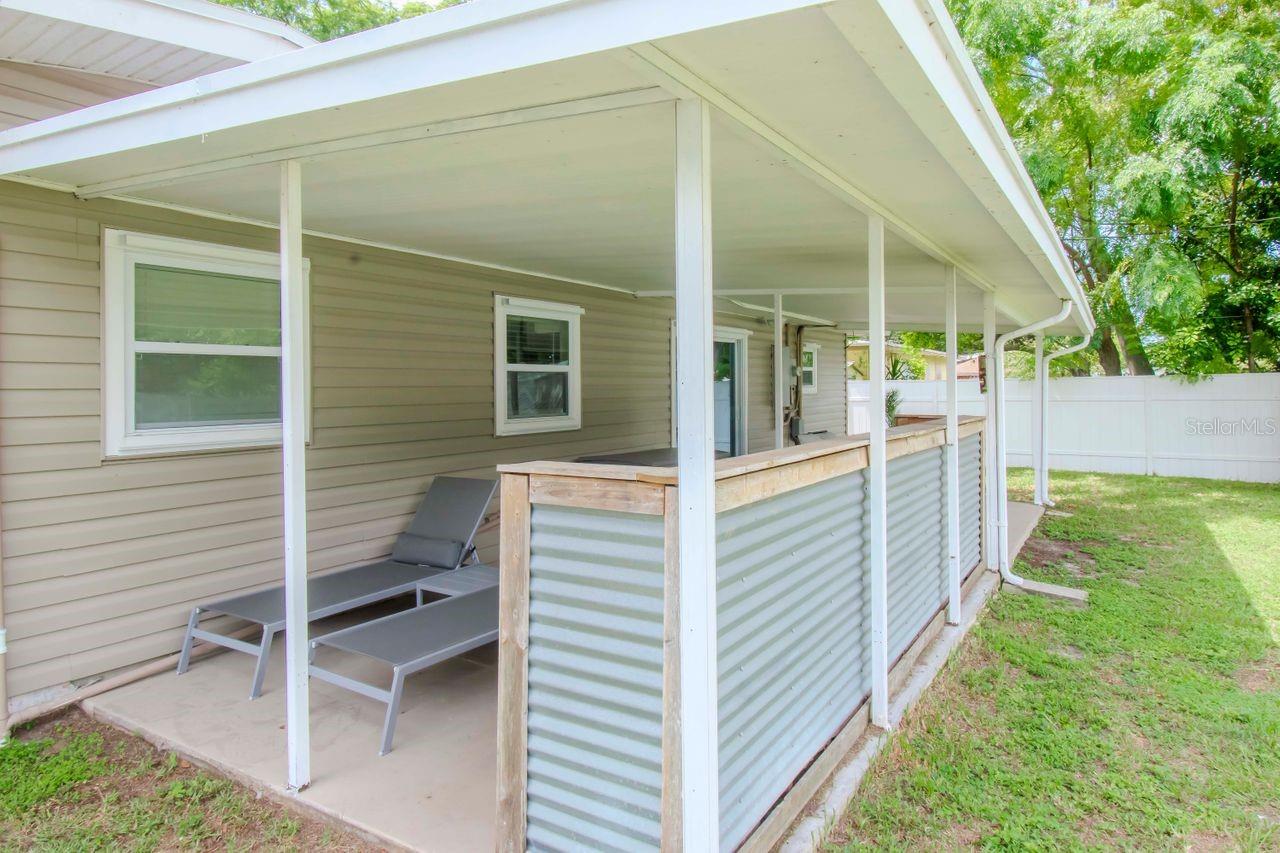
[525,505,665,853]
[960,433,982,576]
[715,472,869,851]
[887,446,947,661]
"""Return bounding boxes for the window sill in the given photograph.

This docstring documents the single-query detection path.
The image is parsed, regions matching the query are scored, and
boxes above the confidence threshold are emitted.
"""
[496,418,581,437]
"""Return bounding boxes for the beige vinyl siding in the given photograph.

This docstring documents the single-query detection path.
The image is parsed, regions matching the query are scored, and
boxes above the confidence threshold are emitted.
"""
[0,181,682,698]
[799,327,848,437]
[0,181,850,699]
[735,315,779,454]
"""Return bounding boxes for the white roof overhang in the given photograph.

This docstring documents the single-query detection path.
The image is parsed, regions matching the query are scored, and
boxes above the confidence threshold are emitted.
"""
[0,0,314,86]
[0,0,1092,336]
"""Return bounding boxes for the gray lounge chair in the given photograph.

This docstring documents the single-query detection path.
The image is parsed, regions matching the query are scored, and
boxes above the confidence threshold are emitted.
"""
[308,564,499,755]
[176,476,498,698]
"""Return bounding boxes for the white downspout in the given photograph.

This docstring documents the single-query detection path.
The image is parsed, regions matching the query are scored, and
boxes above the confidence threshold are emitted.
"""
[1041,336,1090,505]
[982,293,997,571]
[1032,333,1045,505]
[994,300,1072,585]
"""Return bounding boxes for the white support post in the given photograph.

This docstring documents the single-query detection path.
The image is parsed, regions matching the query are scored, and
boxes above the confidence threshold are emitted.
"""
[867,214,890,730]
[773,293,785,449]
[944,266,961,625]
[1032,332,1045,505]
[982,292,997,571]
[279,160,310,791]
[674,97,720,851]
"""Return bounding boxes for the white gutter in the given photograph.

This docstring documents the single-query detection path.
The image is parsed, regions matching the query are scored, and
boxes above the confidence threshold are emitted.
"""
[993,300,1072,584]
[1036,336,1091,505]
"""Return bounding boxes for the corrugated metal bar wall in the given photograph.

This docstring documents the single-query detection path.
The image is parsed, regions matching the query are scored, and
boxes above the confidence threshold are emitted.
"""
[960,433,982,576]
[886,446,947,660]
[715,472,870,851]
[524,504,666,852]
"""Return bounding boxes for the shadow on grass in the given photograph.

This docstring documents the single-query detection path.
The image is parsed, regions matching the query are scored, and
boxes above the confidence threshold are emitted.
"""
[830,468,1280,851]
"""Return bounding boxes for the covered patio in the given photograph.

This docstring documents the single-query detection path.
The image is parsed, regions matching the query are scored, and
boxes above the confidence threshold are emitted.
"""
[0,0,1091,849]
[79,492,1046,851]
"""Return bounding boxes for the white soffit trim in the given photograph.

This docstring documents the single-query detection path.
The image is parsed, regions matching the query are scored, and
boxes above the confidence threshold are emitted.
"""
[0,0,829,169]
[1,0,313,64]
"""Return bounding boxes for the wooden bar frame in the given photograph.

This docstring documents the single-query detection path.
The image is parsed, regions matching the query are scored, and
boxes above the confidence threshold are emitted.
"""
[495,418,988,851]
[496,473,530,853]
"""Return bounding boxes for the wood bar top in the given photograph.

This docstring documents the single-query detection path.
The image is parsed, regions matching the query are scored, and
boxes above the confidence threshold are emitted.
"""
[496,416,985,485]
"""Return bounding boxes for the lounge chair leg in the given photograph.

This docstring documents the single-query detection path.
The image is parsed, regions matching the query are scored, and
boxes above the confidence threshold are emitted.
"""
[176,608,201,675]
[249,626,277,700]
[380,668,406,756]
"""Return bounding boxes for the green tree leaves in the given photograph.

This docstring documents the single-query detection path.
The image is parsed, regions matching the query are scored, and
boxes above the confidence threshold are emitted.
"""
[951,0,1279,376]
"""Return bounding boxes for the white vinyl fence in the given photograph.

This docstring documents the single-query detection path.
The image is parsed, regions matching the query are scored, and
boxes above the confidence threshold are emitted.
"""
[849,373,1280,483]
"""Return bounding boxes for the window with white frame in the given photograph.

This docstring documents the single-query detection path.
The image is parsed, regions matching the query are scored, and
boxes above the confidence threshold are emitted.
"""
[494,295,583,435]
[102,229,309,457]
[801,342,821,394]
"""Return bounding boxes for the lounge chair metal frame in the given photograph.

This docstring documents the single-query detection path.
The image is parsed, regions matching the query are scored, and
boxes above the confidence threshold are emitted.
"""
[175,476,497,699]
[308,566,499,755]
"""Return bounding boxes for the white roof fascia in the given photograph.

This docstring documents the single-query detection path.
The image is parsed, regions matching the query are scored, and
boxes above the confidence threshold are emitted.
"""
[3,0,314,62]
[0,0,828,172]
[825,0,1093,335]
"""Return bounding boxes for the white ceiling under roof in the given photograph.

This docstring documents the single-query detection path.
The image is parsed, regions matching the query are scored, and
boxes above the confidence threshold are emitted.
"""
[0,0,312,132]
[0,0,1092,336]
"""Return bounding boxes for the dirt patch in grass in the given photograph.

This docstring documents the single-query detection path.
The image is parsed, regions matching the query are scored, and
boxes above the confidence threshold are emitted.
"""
[2,709,375,851]
[1235,650,1279,694]
[1019,536,1100,576]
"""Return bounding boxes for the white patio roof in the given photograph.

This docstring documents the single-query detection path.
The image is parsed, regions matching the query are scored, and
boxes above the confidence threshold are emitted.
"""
[0,0,1092,335]
[0,0,313,85]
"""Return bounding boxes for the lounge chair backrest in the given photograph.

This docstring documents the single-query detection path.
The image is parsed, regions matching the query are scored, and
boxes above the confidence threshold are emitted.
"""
[391,476,498,569]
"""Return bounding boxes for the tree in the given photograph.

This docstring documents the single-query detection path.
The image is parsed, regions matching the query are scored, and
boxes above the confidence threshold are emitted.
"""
[948,0,1279,377]
[1119,5,1280,373]
[212,0,464,41]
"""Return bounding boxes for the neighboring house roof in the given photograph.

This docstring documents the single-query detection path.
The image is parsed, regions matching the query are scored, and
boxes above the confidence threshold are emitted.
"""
[0,0,313,131]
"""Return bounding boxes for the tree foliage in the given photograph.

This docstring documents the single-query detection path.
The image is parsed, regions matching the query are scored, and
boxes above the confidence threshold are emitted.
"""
[949,0,1279,376]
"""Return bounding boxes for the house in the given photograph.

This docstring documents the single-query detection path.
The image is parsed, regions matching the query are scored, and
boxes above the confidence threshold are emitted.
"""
[956,352,984,380]
[847,340,987,382]
[847,339,949,380]
[0,0,1093,850]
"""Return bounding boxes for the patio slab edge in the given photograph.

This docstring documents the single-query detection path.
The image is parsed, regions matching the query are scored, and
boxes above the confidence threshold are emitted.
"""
[80,695,415,852]
[778,569,1001,853]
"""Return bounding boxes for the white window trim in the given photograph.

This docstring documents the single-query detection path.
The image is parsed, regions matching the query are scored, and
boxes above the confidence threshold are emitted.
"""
[494,294,583,436]
[802,341,821,395]
[102,229,311,458]
[669,322,751,454]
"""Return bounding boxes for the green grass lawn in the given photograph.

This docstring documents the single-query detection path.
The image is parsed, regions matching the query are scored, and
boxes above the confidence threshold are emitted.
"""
[831,469,1280,851]
[0,711,366,851]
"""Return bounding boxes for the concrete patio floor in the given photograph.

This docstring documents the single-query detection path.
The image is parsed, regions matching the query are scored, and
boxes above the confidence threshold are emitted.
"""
[79,501,1046,853]
[84,599,497,852]
[1008,499,1045,558]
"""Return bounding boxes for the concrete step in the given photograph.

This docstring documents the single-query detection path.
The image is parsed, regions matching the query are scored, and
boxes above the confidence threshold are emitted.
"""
[1006,578,1088,607]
